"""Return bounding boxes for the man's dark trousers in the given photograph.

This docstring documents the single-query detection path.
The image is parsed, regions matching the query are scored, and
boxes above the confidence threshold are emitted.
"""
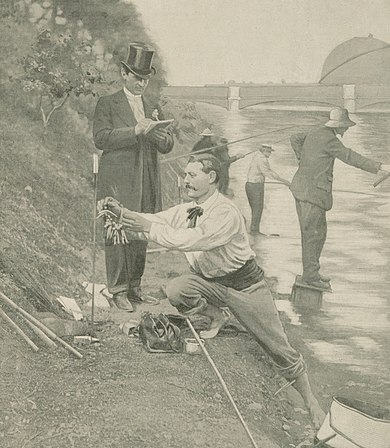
[295,200,327,283]
[245,182,265,233]
[104,194,152,296]
[105,240,147,295]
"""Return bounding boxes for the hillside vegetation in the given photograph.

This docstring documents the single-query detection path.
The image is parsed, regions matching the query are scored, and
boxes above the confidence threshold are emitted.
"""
[0,1,210,312]
[0,5,327,448]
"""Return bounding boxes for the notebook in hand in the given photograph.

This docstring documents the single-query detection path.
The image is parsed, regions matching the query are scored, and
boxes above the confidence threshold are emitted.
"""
[144,119,174,135]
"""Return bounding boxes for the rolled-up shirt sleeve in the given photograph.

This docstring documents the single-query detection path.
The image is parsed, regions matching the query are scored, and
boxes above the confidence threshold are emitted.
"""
[258,157,285,181]
[148,205,240,251]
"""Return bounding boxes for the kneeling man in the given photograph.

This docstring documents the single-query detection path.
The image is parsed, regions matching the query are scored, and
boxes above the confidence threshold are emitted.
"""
[103,154,325,428]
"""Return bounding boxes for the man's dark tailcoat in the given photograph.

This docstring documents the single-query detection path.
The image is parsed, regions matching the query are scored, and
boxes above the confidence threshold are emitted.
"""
[93,89,174,213]
[93,88,174,295]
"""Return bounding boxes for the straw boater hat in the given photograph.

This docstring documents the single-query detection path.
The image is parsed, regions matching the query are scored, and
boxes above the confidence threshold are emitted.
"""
[261,144,274,152]
[200,128,214,136]
[121,42,156,79]
[325,108,356,128]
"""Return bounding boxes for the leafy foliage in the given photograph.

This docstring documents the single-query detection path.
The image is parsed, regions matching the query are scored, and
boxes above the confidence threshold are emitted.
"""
[19,29,103,129]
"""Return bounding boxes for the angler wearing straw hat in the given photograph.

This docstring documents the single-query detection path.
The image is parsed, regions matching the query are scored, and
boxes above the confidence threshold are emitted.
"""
[245,143,290,236]
[192,128,217,153]
[101,154,326,429]
[290,107,390,290]
[93,42,174,311]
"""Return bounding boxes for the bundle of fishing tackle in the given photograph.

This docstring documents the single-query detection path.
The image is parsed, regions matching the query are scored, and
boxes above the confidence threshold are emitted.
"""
[97,206,129,245]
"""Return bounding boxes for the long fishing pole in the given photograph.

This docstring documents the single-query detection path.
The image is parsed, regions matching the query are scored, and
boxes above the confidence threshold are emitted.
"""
[241,135,292,158]
[161,125,297,164]
[240,136,390,196]
[264,181,388,197]
[185,318,260,448]
[373,171,390,187]
[91,154,99,325]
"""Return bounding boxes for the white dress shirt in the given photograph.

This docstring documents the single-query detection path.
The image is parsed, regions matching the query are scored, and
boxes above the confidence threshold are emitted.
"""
[123,87,145,123]
[139,190,256,278]
[247,152,280,183]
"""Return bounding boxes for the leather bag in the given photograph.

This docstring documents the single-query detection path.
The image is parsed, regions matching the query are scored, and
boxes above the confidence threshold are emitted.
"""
[139,312,183,353]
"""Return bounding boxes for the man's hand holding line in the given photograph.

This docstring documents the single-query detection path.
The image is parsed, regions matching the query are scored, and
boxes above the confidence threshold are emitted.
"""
[103,197,152,233]
[121,212,152,233]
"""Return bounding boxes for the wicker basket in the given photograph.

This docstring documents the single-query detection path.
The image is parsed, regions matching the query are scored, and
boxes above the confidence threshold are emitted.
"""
[315,396,390,448]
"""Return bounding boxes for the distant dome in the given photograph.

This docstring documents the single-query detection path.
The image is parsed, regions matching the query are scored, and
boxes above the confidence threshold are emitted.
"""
[320,35,390,85]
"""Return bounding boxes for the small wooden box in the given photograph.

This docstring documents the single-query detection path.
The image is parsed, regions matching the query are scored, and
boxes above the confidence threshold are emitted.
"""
[290,275,326,309]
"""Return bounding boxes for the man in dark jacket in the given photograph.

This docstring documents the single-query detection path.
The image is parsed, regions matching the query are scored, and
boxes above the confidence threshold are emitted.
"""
[191,128,217,154]
[192,130,243,194]
[93,42,174,311]
[290,108,390,289]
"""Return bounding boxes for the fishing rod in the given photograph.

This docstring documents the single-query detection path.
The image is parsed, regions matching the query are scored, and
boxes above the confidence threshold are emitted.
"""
[240,136,390,196]
[241,135,292,158]
[161,125,297,164]
[373,171,390,188]
[185,318,260,448]
[264,181,389,197]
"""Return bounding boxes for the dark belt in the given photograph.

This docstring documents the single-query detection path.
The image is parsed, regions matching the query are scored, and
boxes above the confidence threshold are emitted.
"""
[198,258,264,291]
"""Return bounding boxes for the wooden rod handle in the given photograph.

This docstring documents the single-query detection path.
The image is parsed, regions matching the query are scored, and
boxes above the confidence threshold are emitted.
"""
[18,312,57,350]
[0,308,39,352]
[0,290,82,359]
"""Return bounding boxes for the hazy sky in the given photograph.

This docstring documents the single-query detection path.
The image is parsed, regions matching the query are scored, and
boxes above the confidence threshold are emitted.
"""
[130,0,390,86]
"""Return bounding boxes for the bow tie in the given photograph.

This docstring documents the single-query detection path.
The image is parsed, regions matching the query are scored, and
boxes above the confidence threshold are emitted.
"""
[186,206,204,228]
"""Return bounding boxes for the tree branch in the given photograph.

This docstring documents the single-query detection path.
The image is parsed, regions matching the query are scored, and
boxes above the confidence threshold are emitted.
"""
[45,93,70,127]
[39,94,48,128]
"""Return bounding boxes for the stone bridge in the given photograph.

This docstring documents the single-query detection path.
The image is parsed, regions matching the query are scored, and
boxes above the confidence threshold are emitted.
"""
[161,84,390,112]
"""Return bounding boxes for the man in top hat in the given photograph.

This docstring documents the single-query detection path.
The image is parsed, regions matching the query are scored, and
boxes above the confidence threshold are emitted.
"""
[245,144,290,235]
[93,42,174,311]
[290,107,390,290]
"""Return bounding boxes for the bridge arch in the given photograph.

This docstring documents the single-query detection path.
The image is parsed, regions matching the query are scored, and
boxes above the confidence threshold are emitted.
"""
[239,99,342,110]
[162,84,390,113]
[357,100,390,109]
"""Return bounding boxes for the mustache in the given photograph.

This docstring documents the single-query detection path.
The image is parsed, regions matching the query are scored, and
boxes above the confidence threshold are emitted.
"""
[185,185,197,191]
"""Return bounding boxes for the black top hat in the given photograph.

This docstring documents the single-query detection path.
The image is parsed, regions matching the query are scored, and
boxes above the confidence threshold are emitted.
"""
[121,42,156,79]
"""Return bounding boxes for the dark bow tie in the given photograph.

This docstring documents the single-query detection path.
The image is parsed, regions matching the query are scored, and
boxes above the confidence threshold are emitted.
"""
[186,206,204,228]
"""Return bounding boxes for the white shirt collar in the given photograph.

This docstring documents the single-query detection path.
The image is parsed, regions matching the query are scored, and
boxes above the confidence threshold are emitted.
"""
[123,86,142,100]
[192,189,220,211]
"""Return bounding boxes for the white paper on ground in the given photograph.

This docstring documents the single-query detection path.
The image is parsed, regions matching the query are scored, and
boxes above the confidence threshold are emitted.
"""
[56,296,83,321]
[83,282,111,309]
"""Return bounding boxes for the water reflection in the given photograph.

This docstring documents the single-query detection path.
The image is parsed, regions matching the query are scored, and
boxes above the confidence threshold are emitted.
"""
[197,104,390,379]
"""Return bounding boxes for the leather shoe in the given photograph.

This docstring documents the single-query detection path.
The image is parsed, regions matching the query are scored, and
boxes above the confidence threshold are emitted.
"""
[319,274,331,283]
[200,308,232,339]
[113,292,134,312]
[249,230,267,236]
[302,279,332,291]
[128,286,144,303]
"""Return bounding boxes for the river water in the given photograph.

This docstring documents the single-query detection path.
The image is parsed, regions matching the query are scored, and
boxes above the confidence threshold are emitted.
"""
[196,104,390,382]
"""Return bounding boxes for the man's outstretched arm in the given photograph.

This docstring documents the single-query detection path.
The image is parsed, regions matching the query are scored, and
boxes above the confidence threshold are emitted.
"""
[104,197,241,252]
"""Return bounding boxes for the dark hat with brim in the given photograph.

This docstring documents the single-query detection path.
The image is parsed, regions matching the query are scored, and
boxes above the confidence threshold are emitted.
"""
[261,144,274,152]
[121,42,156,80]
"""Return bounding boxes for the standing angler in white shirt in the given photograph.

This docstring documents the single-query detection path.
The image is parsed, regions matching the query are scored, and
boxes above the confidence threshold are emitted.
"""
[245,144,291,235]
[103,154,325,429]
[93,42,174,312]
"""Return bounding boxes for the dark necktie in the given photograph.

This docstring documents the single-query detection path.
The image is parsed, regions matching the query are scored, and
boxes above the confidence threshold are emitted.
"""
[186,206,204,228]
